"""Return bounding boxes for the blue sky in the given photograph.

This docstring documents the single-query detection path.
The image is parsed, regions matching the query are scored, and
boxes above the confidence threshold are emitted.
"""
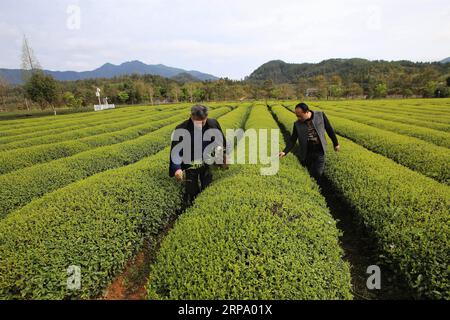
[0,0,449,79]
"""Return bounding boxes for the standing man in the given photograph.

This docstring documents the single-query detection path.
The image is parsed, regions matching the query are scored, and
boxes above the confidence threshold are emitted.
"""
[279,103,340,182]
[169,105,227,206]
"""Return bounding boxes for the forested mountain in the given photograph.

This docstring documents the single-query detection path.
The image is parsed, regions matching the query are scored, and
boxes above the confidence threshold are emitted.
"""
[247,58,449,84]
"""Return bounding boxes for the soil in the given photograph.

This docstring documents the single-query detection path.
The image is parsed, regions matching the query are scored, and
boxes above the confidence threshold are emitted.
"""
[101,214,180,300]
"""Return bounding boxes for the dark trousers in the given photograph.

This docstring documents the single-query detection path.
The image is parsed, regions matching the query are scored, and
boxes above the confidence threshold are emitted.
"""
[183,165,212,206]
[302,143,325,182]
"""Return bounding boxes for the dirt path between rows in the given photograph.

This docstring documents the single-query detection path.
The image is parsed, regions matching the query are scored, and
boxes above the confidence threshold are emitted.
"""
[101,215,179,300]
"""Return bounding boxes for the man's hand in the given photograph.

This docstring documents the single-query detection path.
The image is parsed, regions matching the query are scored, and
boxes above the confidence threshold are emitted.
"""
[334,145,341,152]
[175,169,184,181]
[279,151,286,159]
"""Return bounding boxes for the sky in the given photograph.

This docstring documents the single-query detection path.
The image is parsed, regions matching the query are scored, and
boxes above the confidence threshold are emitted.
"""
[0,0,449,80]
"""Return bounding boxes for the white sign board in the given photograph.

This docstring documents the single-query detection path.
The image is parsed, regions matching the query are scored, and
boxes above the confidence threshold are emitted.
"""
[94,104,115,111]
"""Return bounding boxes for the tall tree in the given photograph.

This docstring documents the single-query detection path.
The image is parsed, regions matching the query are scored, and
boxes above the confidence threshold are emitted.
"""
[21,35,42,110]
[21,35,41,79]
[147,84,155,105]
[374,83,388,98]
[183,83,196,103]
[313,75,328,99]
[117,91,129,104]
[169,83,181,102]
[296,79,308,100]
[262,79,275,103]
[24,72,59,114]
[348,82,364,98]
[274,84,296,100]
[0,76,9,109]
[328,75,343,98]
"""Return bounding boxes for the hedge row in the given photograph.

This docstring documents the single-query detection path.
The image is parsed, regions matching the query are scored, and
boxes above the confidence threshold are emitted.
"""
[272,104,450,299]
[0,105,161,137]
[308,102,450,131]
[0,107,195,174]
[334,103,450,131]
[325,115,450,185]
[286,103,450,133]
[0,104,227,151]
[0,107,231,218]
[0,103,190,131]
[314,99,450,117]
[0,104,190,143]
[349,104,450,121]
[0,105,250,299]
[0,108,183,152]
[146,104,352,300]
[0,109,160,143]
[312,107,450,148]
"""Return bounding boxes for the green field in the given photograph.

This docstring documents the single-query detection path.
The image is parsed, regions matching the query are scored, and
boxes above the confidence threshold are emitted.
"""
[0,98,448,300]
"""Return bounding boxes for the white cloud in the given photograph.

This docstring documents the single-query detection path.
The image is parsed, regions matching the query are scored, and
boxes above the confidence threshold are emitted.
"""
[0,0,449,79]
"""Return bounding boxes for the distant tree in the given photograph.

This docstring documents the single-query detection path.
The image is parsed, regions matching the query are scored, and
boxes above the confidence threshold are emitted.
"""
[262,79,275,102]
[313,75,328,99]
[183,83,196,103]
[24,72,58,114]
[193,87,206,102]
[147,84,155,105]
[21,35,42,110]
[295,79,308,100]
[232,85,247,100]
[122,80,138,104]
[21,35,41,77]
[330,75,343,86]
[435,86,449,98]
[117,91,129,104]
[423,81,438,98]
[328,75,343,98]
[347,83,364,98]
[211,79,226,101]
[103,83,119,104]
[169,83,181,102]
[0,76,9,109]
[374,83,388,98]
[419,67,440,87]
[248,83,262,100]
[329,85,343,98]
[63,92,83,109]
[446,76,450,87]
[134,80,146,103]
[402,88,414,98]
[274,84,296,100]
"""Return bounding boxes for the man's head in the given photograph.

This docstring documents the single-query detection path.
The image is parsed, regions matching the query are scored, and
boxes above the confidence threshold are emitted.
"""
[294,102,311,121]
[191,105,208,128]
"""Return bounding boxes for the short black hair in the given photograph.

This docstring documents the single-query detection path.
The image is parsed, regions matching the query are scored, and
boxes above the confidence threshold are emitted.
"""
[295,103,309,113]
[191,105,209,119]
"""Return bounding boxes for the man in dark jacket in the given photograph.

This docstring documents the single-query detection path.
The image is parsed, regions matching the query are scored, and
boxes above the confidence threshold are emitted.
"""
[169,105,226,205]
[279,102,340,181]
